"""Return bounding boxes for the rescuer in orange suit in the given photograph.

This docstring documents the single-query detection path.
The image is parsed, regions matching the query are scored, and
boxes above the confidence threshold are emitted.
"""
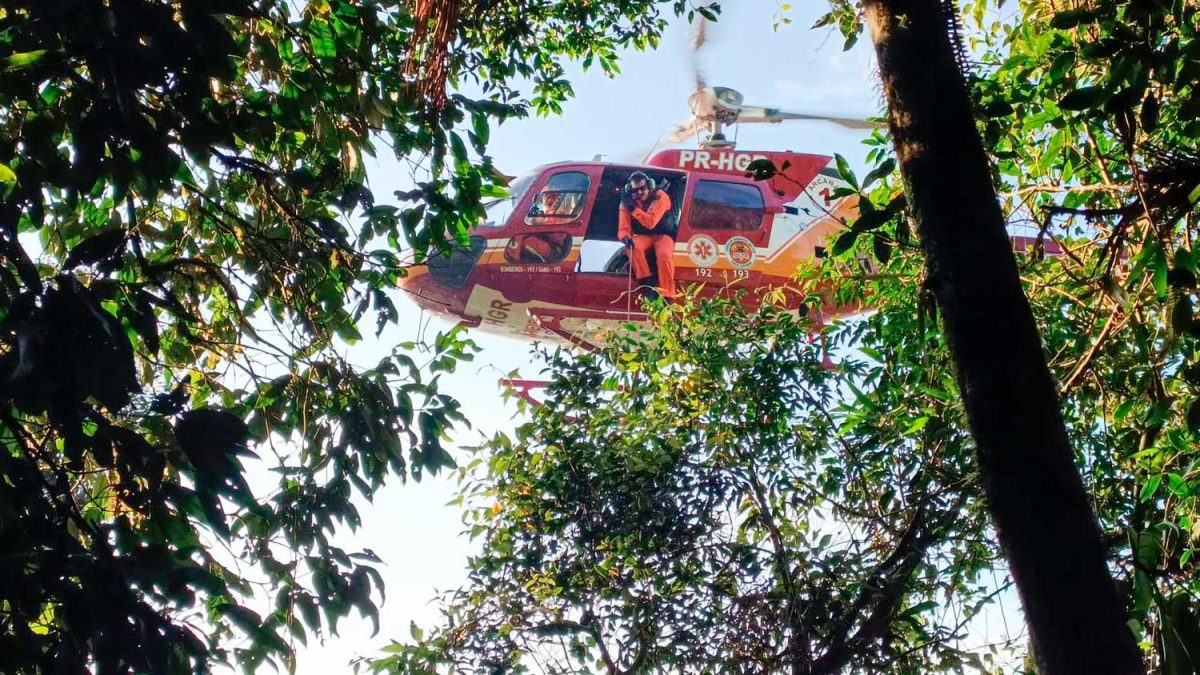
[618,172,676,300]
[512,232,571,262]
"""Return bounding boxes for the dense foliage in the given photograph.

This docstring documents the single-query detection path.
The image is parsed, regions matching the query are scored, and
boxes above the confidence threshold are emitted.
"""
[827,0,1200,667]
[370,296,1004,674]
[841,0,1200,666]
[0,0,704,672]
[376,0,1200,671]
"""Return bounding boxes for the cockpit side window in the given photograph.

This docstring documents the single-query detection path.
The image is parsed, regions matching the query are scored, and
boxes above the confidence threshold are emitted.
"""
[480,172,535,228]
[525,171,590,225]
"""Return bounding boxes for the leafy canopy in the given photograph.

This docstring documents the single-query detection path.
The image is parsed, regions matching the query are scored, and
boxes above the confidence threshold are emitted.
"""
[821,0,1200,667]
[0,0,705,672]
[382,0,1200,670]
[373,296,1000,674]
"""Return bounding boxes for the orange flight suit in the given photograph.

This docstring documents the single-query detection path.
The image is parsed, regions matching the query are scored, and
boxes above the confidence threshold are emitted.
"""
[512,232,570,262]
[618,189,676,298]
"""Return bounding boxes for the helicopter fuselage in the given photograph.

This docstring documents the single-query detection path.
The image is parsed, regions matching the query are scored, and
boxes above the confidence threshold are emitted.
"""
[400,149,858,347]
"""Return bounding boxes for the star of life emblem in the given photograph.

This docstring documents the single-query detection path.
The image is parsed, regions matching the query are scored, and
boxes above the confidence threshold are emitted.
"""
[687,235,719,266]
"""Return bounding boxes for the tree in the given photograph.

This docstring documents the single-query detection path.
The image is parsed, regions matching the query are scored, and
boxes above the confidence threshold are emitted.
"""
[0,1,702,672]
[820,0,1200,669]
[842,0,1146,670]
[370,297,1009,674]
[377,0,1200,670]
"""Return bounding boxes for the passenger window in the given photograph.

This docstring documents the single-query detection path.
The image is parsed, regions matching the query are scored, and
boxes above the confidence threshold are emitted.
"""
[689,180,764,231]
[526,171,590,225]
[505,232,572,263]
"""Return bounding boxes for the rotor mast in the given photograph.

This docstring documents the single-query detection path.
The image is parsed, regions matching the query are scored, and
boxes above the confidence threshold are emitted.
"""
[705,116,734,149]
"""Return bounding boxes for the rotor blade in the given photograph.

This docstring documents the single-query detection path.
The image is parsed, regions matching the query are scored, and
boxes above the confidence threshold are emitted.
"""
[735,105,881,130]
[687,88,720,118]
[669,116,711,143]
[774,111,880,129]
[689,18,708,94]
[692,16,708,51]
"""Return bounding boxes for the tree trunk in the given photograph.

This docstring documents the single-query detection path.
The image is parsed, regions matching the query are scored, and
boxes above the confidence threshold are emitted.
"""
[860,1,1144,672]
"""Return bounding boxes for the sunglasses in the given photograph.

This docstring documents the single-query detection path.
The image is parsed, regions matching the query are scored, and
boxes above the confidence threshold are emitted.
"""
[631,185,649,193]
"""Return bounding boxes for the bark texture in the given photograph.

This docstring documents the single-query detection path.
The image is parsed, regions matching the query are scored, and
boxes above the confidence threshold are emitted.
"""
[861,1,1144,672]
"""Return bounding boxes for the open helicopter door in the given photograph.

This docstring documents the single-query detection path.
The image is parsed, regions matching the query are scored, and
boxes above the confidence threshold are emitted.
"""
[576,166,687,277]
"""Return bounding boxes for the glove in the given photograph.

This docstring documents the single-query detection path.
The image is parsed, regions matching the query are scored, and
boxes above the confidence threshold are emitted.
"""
[620,193,636,211]
[621,236,634,249]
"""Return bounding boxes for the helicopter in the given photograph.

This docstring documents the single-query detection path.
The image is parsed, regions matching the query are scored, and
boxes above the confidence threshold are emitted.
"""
[399,85,880,349]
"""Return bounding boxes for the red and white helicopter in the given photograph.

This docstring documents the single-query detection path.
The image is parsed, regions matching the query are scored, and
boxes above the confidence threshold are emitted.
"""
[400,85,879,349]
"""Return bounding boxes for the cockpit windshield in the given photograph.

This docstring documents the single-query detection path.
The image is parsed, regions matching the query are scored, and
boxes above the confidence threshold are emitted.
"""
[479,172,535,228]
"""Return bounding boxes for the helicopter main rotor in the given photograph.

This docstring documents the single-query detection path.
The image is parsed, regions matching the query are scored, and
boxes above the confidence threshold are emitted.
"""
[672,85,880,149]
[667,17,879,149]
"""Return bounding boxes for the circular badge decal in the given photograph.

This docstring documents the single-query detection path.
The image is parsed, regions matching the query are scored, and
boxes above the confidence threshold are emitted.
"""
[725,236,756,269]
[687,235,719,267]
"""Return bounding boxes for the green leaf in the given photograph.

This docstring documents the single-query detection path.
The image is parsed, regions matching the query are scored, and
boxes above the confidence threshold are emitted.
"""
[471,111,490,146]
[1050,7,1099,28]
[217,603,264,635]
[64,229,126,269]
[1133,528,1160,574]
[853,208,892,232]
[980,100,1014,117]
[1188,183,1200,205]
[449,132,470,175]
[1187,399,1200,435]
[480,183,508,198]
[1173,296,1194,334]
[834,153,858,190]
[873,235,892,264]
[0,163,16,198]
[833,230,858,256]
[1152,244,1169,297]
[1139,475,1162,502]
[861,158,895,189]
[903,416,929,434]
[1162,594,1200,675]
[899,600,938,619]
[308,19,337,58]
[3,49,49,71]
[296,594,320,631]
[1059,86,1110,111]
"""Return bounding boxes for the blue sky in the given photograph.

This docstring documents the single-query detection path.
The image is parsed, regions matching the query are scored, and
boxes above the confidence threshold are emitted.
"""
[293,2,882,670]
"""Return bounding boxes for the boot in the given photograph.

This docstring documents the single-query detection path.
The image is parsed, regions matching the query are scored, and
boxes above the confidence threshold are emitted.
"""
[641,286,663,305]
